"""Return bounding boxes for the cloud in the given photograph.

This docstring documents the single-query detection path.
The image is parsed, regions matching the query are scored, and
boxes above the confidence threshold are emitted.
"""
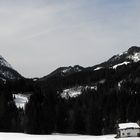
[0,0,140,77]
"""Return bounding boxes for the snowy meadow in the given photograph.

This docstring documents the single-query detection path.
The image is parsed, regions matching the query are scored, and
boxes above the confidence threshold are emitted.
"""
[0,133,139,140]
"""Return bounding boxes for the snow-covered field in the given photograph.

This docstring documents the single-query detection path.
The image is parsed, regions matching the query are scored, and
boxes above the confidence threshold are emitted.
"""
[61,86,97,99]
[13,94,30,109]
[0,133,139,140]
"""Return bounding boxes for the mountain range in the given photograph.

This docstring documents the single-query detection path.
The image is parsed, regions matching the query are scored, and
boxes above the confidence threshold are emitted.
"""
[1,46,140,85]
[0,46,140,82]
[1,46,140,135]
[38,46,140,81]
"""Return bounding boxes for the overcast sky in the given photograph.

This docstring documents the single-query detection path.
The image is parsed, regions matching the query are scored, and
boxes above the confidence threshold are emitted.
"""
[1,0,140,78]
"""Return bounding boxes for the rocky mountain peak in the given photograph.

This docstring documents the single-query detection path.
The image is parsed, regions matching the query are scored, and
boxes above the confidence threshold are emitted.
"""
[127,46,140,54]
[0,55,22,81]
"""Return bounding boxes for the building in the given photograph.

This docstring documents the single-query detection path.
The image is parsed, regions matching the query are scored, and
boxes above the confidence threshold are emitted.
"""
[116,123,140,138]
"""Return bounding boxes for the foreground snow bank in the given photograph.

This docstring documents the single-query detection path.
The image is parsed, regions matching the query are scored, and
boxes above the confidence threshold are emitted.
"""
[0,133,139,140]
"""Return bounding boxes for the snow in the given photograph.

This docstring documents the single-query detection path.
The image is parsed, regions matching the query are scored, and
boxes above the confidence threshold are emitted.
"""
[0,69,17,79]
[94,67,103,71]
[112,62,130,69]
[118,123,140,130]
[62,68,71,74]
[90,86,97,91]
[119,53,123,56]
[62,66,82,74]
[118,80,123,89]
[61,86,97,99]
[0,133,139,140]
[2,71,14,79]
[127,52,140,62]
[119,51,127,56]
[13,94,29,109]
[61,87,82,99]
[33,78,38,81]
[0,55,12,68]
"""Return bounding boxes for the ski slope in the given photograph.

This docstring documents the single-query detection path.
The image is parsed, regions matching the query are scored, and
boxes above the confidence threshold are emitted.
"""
[0,133,139,140]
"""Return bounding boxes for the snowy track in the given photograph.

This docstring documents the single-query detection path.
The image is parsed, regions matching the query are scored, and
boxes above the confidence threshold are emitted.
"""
[0,133,139,140]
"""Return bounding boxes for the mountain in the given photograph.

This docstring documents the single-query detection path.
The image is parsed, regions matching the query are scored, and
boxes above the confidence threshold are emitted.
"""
[27,46,140,135]
[39,46,140,81]
[36,46,140,99]
[0,55,22,82]
[40,65,84,80]
[92,46,140,70]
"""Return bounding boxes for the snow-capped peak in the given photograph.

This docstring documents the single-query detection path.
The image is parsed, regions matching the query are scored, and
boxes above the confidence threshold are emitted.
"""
[105,46,140,69]
[127,52,140,62]
[0,55,12,68]
[0,55,22,80]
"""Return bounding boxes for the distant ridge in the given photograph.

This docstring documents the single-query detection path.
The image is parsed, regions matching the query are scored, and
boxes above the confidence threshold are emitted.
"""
[39,46,140,81]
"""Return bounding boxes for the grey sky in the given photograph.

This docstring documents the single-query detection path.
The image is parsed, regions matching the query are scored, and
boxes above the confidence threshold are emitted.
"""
[0,0,140,78]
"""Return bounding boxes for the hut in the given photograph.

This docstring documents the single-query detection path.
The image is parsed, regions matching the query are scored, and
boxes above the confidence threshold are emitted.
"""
[116,123,140,138]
